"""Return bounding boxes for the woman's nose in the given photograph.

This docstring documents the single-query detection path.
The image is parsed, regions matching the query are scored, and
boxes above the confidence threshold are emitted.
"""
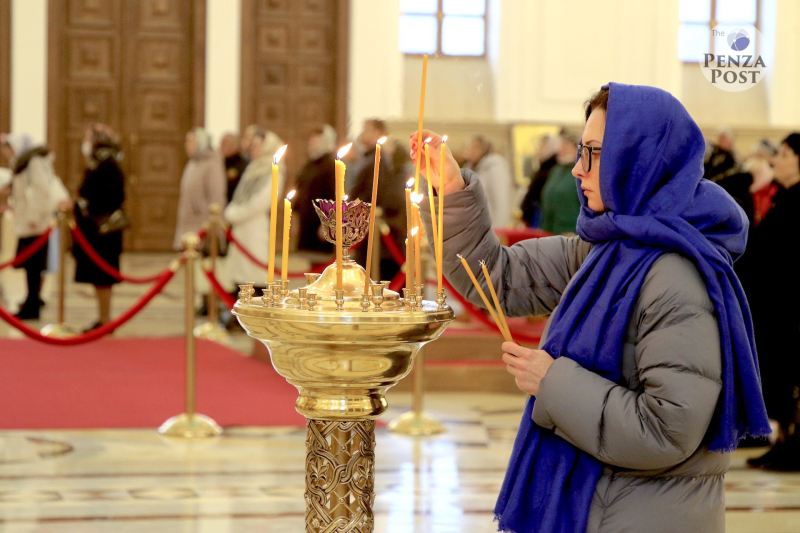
[572,160,584,179]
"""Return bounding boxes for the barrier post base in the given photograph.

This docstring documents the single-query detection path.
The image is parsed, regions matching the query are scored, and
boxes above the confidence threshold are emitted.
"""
[40,323,78,338]
[387,411,445,436]
[158,413,222,438]
[193,321,230,343]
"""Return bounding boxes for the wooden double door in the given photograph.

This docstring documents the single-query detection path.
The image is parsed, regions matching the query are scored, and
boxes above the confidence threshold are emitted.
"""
[48,0,205,251]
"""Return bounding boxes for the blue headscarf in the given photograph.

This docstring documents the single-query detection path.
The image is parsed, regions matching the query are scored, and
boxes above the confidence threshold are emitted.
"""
[494,83,770,533]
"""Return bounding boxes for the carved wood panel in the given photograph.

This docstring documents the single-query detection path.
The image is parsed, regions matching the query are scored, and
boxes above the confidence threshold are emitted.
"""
[241,0,348,189]
[48,0,204,251]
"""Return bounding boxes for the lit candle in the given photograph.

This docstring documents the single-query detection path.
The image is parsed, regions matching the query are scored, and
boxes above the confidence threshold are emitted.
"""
[480,260,512,341]
[364,136,387,293]
[335,143,352,291]
[412,193,423,286]
[410,227,419,290]
[423,138,438,262]
[405,179,415,291]
[413,54,428,194]
[457,255,513,343]
[268,144,288,284]
[281,190,296,282]
[437,135,447,293]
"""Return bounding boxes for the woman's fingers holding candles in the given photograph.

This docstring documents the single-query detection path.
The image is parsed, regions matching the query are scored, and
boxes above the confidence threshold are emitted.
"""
[409,129,465,196]
[501,342,555,396]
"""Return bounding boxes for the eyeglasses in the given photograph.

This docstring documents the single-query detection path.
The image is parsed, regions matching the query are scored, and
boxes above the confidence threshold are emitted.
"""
[577,143,602,172]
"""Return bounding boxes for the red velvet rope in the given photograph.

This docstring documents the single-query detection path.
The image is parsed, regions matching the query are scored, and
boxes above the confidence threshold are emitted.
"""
[0,267,178,345]
[224,228,307,279]
[70,224,168,284]
[0,227,54,271]
[201,267,237,309]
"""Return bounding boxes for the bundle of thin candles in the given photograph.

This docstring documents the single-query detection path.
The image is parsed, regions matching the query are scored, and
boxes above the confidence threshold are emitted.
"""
[457,255,513,342]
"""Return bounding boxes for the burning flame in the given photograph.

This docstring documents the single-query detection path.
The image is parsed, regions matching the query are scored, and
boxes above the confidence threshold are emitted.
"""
[424,136,433,144]
[377,136,387,145]
[411,227,419,237]
[411,192,423,205]
[273,144,288,165]
[286,190,296,201]
[337,142,353,160]
[343,195,349,201]
[406,178,415,189]
[442,135,448,143]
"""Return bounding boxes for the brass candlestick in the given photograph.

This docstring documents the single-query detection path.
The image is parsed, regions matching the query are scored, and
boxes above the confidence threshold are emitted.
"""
[234,198,453,533]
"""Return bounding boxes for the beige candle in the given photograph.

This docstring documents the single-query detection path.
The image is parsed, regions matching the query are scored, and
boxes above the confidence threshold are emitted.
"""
[480,261,512,341]
[437,135,447,293]
[413,54,428,194]
[405,179,415,291]
[364,136,387,292]
[335,143,352,291]
[268,144,288,283]
[281,190,295,282]
[424,139,438,260]
[412,194,422,285]
[457,254,513,343]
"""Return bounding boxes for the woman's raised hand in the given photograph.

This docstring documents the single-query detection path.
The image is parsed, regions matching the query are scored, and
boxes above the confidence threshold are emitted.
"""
[409,130,465,196]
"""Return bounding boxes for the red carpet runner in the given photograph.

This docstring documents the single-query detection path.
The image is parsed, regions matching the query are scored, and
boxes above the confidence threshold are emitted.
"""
[0,338,305,429]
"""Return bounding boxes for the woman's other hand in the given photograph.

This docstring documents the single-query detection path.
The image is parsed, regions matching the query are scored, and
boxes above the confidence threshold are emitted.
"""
[409,130,465,196]
[502,342,555,396]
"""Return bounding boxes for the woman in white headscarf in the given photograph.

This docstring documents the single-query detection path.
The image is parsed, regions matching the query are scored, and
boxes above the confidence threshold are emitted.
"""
[174,127,227,250]
[224,129,286,286]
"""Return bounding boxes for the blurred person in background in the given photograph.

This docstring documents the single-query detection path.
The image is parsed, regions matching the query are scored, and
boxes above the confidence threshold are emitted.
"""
[175,127,226,316]
[537,133,581,235]
[704,126,738,182]
[463,134,513,228]
[224,129,285,289]
[240,124,260,162]
[72,124,126,331]
[220,133,248,204]
[748,139,779,226]
[520,133,564,227]
[741,133,800,471]
[294,125,336,254]
[1,135,70,320]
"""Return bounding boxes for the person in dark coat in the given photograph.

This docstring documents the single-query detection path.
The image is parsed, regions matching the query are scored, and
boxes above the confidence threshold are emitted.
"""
[741,133,800,471]
[520,134,560,227]
[220,133,248,204]
[72,124,126,331]
[293,125,336,255]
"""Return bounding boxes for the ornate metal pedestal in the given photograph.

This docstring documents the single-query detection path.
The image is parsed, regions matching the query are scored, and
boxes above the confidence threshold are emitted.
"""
[234,198,453,533]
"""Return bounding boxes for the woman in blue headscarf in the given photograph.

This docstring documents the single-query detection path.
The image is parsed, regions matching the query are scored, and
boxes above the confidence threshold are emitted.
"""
[413,83,770,533]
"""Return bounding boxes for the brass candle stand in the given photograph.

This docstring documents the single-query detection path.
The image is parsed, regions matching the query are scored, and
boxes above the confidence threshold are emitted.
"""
[234,198,453,533]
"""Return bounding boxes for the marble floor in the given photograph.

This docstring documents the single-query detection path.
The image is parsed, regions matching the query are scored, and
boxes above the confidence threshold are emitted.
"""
[1,253,800,532]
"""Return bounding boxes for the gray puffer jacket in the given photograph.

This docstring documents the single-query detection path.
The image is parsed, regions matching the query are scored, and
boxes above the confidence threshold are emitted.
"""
[422,170,727,533]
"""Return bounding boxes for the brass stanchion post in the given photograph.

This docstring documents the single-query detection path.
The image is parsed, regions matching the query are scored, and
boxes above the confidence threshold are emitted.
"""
[159,232,222,438]
[41,208,76,337]
[194,204,229,342]
[388,236,445,436]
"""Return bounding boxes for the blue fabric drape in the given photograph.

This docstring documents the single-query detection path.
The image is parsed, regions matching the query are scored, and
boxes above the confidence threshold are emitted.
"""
[494,83,770,533]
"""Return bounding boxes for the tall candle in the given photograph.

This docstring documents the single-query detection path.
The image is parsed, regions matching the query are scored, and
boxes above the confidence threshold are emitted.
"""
[405,179,415,291]
[480,261,512,341]
[281,190,295,282]
[335,143,352,291]
[424,139,438,259]
[268,144,288,283]
[412,195,422,286]
[457,254,513,343]
[364,136,387,293]
[437,136,447,293]
[413,54,428,194]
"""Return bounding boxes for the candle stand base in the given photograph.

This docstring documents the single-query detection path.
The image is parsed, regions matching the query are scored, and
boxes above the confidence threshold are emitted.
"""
[193,321,230,343]
[306,419,375,533]
[158,413,222,438]
[40,323,77,338]
[387,411,446,436]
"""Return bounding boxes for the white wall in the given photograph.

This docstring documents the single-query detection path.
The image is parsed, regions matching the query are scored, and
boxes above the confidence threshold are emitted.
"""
[765,0,800,128]
[205,0,242,144]
[492,0,682,124]
[10,0,47,144]
[348,0,404,139]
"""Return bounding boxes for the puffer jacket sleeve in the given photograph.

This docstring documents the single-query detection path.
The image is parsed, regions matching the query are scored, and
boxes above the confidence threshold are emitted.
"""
[531,254,723,470]
[419,169,592,317]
